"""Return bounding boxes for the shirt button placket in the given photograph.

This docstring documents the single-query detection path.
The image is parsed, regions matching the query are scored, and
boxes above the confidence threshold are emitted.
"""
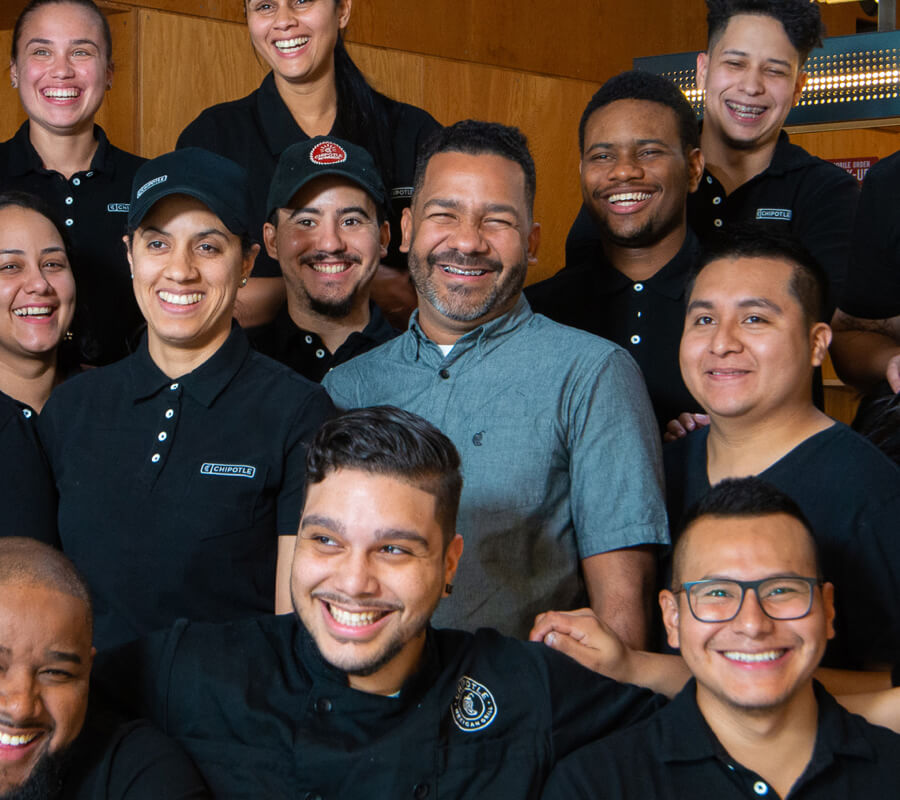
[151,385,181,467]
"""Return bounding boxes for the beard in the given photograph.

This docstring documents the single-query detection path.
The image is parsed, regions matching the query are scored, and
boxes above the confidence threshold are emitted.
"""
[307,293,357,320]
[0,742,76,800]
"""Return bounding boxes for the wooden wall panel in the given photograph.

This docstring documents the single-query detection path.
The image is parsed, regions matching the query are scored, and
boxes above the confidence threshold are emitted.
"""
[790,127,900,161]
[0,30,25,143]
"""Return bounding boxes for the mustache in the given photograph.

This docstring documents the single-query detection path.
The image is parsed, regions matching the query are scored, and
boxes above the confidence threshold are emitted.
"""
[427,249,503,273]
[306,251,362,265]
[313,591,403,613]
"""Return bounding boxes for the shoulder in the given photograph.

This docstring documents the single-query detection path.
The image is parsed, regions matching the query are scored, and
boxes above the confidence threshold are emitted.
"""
[378,94,440,134]
[782,142,857,189]
[107,142,147,173]
[178,88,262,147]
[46,357,131,405]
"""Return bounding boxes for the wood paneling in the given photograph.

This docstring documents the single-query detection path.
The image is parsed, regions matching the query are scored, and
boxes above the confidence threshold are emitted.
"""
[790,127,900,161]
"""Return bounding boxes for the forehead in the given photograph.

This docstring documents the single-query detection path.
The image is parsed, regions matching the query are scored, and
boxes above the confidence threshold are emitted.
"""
[690,256,797,308]
[0,581,90,654]
[18,2,105,44]
[711,13,799,66]
[680,513,817,580]
[0,206,63,245]
[287,175,376,212]
[303,469,443,546]
[418,151,529,213]
[585,99,682,146]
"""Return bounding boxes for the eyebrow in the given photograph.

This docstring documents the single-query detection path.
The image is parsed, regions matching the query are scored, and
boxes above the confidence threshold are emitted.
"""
[721,48,792,69]
[140,226,229,239]
[0,247,65,256]
[586,138,670,152]
[300,514,344,534]
[288,206,373,220]
[0,646,83,665]
[373,528,430,548]
[24,37,100,49]
[686,297,784,314]
[423,198,520,217]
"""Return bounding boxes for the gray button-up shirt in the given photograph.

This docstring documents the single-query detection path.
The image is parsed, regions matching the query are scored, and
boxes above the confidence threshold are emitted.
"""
[323,297,668,637]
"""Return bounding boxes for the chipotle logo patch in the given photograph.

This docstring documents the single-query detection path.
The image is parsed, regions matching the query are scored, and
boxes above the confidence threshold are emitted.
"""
[310,141,348,165]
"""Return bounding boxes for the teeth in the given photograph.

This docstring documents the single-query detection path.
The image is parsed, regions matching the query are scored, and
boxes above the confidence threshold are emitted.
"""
[0,731,39,747]
[310,263,351,274]
[442,266,487,276]
[13,307,52,317]
[43,88,79,98]
[159,291,203,306]
[609,192,652,204]
[727,101,764,118]
[329,604,384,627]
[723,650,784,663]
[275,36,310,51]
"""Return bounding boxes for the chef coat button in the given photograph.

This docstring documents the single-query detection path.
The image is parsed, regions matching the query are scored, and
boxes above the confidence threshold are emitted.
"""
[413,783,430,799]
[151,453,161,463]
[315,348,325,358]
[713,196,722,205]
[439,369,450,379]
[714,218,724,228]
[165,409,174,419]
[65,218,74,227]
[753,781,769,795]
[706,175,714,184]
[633,283,644,292]
[157,431,167,442]
[86,171,94,177]
[65,196,73,205]
[630,335,641,345]
[170,382,179,391]
[315,697,332,713]
[72,177,81,186]
[305,335,313,344]
[21,409,32,419]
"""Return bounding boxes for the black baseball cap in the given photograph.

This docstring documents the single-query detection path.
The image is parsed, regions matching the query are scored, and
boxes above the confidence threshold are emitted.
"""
[266,136,388,220]
[128,148,253,236]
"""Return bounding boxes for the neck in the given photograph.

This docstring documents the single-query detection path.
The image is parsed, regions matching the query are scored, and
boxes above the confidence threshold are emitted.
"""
[705,404,834,483]
[28,123,99,180]
[286,293,371,354]
[700,126,779,196]
[698,682,819,799]
[274,64,339,137]
[346,632,426,696]
[603,221,687,282]
[147,330,230,379]
[0,351,58,412]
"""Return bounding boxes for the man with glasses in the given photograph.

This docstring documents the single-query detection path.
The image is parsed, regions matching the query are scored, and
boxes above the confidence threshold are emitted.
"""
[541,477,900,798]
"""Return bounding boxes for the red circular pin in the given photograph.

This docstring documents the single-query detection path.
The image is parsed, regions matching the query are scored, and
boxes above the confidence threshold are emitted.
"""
[310,141,348,165]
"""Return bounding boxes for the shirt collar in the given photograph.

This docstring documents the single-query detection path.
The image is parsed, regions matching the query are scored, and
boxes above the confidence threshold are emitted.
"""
[129,323,251,407]
[269,301,395,354]
[6,122,115,177]
[406,295,534,362]
[256,72,307,156]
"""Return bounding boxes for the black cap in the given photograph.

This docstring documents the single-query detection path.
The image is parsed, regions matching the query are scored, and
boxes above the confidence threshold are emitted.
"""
[266,136,388,220]
[128,148,252,236]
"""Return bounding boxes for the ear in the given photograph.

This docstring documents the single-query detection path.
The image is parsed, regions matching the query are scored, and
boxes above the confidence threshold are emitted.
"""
[337,0,352,30]
[660,590,681,650]
[527,221,541,266]
[123,234,134,277]
[9,60,17,87]
[821,581,836,641]
[792,71,808,108]
[400,206,413,254]
[263,221,279,260]
[241,243,260,284]
[379,220,390,259]
[809,322,832,368]
[442,534,464,595]
[686,147,705,194]
[696,51,709,92]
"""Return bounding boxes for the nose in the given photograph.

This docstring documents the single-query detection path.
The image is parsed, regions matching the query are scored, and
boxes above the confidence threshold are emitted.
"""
[446,218,489,255]
[732,589,775,636]
[610,153,644,182]
[272,1,297,29]
[316,218,346,255]
[49,52,76,79]
[163,245,201,283]
[23,265,53,295]
[0,671,41,724]
[334,551,379,599]
[709,320,742,356]
[738,67,765,96]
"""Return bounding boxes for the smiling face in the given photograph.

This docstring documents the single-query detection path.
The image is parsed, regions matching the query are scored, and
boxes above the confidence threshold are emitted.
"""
[291,468,462,695]
[680,256,831,423]
[10,2,112,138]
[580,99,703,250]
[402,151,540,344]
[264,176,388,319]
[0,581,92,795]
[660,513,833,718]
[697,14,806,153]
[127,194,257,367]
[0,205,76,367]
[244,0,350,88]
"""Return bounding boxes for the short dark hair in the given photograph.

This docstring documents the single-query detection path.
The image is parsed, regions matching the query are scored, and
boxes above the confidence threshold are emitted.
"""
[688,224,828,323]
[306,407,463,546]
[413,120,537,215]
[0,538,93,635]
[578,70,700,154]
[12,0,113,63]
[706,0,825,65]
[672,477,821,586]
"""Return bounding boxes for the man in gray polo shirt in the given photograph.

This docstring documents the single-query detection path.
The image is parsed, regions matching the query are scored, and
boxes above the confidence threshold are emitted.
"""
[323,120,667,647]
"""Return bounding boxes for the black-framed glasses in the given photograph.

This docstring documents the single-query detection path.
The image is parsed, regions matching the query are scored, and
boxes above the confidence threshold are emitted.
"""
[674,577,822,623]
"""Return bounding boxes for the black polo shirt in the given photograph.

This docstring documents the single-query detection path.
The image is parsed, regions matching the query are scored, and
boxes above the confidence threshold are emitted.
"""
[664,423,900,669]
[839,151,900,319]
[543,679,900,799]
[177,73,440,276]
[95,616,663,799]
[526,231,701,429]
[248,301,398,382]
[688,131,859,314]
[0,122,145,365]
[63,706,209,799]
[0,390,58,545]
[38,325,334,651]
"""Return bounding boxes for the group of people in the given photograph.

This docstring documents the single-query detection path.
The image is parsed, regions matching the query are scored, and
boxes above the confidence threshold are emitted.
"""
[1,0,900,796]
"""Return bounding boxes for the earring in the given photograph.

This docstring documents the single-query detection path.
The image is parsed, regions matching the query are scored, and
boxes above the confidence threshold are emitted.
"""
[444,583,453,595]
[10,79,17,89]
[239,276,248,287]
[63,330,73,342]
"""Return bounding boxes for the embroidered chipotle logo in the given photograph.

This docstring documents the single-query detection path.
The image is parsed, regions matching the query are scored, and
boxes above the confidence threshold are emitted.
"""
[451,676,497,732]
[310,141,348,165]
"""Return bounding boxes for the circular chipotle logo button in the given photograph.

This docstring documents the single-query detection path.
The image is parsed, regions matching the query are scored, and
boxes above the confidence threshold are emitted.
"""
[310,141,347,165]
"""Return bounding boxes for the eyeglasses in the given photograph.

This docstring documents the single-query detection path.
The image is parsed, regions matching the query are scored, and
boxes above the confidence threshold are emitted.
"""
[674,577,822,623]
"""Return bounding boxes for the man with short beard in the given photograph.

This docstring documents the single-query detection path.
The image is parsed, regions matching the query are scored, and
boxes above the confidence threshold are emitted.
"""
[248,136,397,383]
[0,538,207,800]
[322,121,667,648]
[527,71,704,430]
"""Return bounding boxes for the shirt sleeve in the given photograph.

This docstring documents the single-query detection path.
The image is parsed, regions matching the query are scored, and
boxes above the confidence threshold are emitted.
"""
[568,348,669,557]
[321,363,362,411]
[839,158,900,319]
[276,386,336,536]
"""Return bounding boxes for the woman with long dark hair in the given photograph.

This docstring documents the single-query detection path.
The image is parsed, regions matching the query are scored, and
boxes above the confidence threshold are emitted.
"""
[178,0,439,325]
